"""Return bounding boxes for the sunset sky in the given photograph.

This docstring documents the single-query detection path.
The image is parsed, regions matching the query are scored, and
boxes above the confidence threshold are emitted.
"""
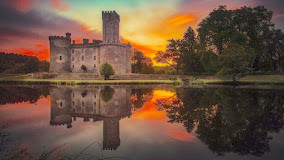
[0,0,283,65]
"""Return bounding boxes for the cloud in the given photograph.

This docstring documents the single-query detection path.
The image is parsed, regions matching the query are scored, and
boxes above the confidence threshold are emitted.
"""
[0,1,101,60]
[51,0,69,12]
[2,0,36,13]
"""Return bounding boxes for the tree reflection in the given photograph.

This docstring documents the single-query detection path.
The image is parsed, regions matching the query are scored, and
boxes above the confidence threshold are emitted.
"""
[131,88,153,110]
[156,87,284,157]
[0,86,49,105]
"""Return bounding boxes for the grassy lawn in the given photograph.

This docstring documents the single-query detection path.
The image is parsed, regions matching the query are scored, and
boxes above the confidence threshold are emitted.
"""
[189,74,284,85]
[0,74,182,85]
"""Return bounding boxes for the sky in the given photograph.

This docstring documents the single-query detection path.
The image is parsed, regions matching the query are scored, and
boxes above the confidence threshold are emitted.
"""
[0,0,283,65]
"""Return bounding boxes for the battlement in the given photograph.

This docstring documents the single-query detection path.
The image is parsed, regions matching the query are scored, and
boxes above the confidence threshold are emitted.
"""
[102,11,120,20]
[49,33,72,41]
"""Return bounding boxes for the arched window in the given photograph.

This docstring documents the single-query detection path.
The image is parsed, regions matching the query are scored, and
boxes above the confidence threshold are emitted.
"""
[60,56,62,60]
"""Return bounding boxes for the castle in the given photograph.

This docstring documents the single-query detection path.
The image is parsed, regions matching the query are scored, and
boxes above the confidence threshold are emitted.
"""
[49,11,132,74]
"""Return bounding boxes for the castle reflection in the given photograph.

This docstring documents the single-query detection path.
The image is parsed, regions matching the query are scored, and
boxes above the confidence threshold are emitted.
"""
[49,86,131,150]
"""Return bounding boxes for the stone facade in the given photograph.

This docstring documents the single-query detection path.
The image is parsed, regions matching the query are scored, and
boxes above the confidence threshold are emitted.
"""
[49,11,132,74]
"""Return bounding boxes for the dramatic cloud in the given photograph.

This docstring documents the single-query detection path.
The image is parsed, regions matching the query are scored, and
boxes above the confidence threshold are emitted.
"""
[0,0,283,63]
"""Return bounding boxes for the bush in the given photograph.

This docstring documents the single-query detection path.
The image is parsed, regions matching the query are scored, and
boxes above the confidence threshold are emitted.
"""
[99,63,115,80]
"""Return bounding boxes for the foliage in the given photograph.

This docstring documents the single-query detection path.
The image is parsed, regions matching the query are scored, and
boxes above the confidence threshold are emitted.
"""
[154,26,203,74]
[217,43,255,81]
[39,60,50,72]
[99,63,115,80]
[99,86,115,102]
[132,49,154,74]
[0,52,40,74]
[198,5,283,72]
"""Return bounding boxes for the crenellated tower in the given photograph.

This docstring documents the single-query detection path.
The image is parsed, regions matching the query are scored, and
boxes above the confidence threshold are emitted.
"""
[49,33,71,72]
[102,11,120,43]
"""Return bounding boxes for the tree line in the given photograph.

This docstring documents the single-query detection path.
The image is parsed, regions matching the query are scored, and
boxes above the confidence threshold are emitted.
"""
[153,5,284,80]
[0,52,49,74]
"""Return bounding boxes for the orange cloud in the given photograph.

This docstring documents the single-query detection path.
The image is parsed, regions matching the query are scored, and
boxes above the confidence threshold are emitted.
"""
[13,44,49,61]
[166,14,197,27]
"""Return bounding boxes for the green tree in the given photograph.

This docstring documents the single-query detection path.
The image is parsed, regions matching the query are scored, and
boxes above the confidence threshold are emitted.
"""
[132,49,154,74]
[39,60,50,72]
[155,26,203,74]
[99,62,115,80]
[217,43,255,82]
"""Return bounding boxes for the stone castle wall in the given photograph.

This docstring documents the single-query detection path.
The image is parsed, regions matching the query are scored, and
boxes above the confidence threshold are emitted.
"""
[49,35,71,73]
[49,11,131,74]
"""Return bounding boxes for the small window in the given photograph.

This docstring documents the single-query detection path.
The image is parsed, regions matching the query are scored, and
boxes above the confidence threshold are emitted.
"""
[94,94,96,98]
[94,102,96,106]
[72,56,74,61]
[72,65,74,69]
[94,64,96,69]
[60,102,63,106]
[72,101,75,105]
[94,56,96,60]
[73,93,74,97]
[60,56,62,60]
[72,49,74,54]
[82,56,84,61]
[82,101,84,106]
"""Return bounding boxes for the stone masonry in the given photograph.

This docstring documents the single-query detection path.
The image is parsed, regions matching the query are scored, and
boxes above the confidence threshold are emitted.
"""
[49,11,132,74]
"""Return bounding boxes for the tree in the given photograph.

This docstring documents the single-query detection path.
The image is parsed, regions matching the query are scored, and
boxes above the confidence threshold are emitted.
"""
[132,49,154,74]
[217,43,255,82]
[99,62,115,80]
[39,60,50,72]
[154,26,203,74]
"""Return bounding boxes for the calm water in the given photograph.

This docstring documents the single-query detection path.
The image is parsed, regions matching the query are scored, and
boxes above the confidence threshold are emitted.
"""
[0,85,283,160]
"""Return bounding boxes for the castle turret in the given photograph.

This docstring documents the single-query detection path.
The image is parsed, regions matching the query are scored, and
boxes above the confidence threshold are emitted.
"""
[102,11,120,43]
[49,33,71,72]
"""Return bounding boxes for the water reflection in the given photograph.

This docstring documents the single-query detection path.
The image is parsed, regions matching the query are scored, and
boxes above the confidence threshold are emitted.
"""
[0,85,283,159]
[50,86,132,150]
[156,87,284,157]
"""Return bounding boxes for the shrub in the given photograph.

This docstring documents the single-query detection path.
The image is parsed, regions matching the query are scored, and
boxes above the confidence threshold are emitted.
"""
[99,63,115,80]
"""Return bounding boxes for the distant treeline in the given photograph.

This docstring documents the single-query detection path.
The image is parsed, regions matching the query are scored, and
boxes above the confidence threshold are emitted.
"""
[0,52,49,74]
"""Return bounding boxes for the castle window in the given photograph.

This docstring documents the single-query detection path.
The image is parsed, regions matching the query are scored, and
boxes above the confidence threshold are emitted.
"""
[94,56,96,60]
[94,102,96,106]
[60,56,62,60]
[94,94,96,98]
[73,93,74,97]
[72,49,74,54]
[94,64,96,69]
[82,56,84,61]
[72,56,74,61]
[72,65,74,69]
[82,101,84,106]
[72,101,75,105]
[60,102,63,107]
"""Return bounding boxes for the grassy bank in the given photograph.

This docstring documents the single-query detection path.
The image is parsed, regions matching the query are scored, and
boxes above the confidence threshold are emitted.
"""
[189,75,284,85]
[0,74,182,85]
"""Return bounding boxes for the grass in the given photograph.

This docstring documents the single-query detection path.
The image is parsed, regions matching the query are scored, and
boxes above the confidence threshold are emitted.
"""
[189,74,284,85]
[0,74,182,85]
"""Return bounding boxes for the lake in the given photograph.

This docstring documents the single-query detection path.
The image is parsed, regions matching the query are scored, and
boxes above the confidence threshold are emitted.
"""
[0,85,283,160]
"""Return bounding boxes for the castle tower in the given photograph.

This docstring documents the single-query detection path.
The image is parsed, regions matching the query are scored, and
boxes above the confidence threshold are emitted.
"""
[49,33,71,72]
[102,11,120,43]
